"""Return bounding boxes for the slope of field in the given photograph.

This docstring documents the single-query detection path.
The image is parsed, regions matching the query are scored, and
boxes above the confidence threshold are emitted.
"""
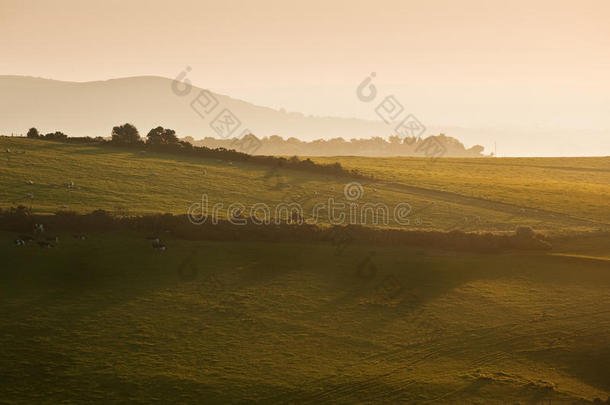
[1,232,609,404]
[313,156,610,228]
[1,137,609,234]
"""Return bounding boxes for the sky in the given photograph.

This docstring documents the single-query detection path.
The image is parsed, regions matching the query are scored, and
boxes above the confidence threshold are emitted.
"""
[1,0,609,152]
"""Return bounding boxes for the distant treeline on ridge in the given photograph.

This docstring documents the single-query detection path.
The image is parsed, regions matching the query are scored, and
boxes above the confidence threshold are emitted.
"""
[190,133,487,157]
[21,125,370,179]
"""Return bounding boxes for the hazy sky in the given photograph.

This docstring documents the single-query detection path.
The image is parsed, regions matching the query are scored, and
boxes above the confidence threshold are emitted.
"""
[1,0,609,134]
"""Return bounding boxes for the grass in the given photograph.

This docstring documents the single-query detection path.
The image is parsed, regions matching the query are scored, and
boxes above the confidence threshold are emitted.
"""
[1,137,609,235]
[1,231,609,404]
[2,138,610,403]
[312,155,610,226]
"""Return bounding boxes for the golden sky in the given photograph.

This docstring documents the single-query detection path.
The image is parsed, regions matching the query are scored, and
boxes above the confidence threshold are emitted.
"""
[1,0,609,135]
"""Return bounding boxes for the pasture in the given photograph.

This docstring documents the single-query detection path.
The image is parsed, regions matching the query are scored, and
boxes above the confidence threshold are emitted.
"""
[1,137,609,234]
[1,137,609,403]
[1,232,609,403]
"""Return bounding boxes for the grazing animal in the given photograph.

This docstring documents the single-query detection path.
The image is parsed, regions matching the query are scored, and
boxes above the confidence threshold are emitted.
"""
[67,180,74,188]
[19,235,34,243]
[202,169,207,175]
[37,241,54,249]
[152,241,167,251]
[146,236,161,243]
[26,193,34,199]
[46,236,60,243]
[14,239,25,246]
[26,180,34,185]
[33,223,44,233]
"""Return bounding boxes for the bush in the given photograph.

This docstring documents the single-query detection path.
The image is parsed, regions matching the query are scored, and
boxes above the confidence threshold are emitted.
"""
[0,208,553,252]
[26,128,40,138]
[515,226,535,239]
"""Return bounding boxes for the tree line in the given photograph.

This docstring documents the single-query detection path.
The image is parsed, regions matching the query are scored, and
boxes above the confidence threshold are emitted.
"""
[2,206,552,252]
[192,133,487,157]
[24,124,369,179]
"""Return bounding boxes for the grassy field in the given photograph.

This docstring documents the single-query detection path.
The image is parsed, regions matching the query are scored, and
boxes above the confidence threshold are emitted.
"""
[2,138,610,403]
[313,155,610,228]
[1,137,609,234]
[1,231,609,404]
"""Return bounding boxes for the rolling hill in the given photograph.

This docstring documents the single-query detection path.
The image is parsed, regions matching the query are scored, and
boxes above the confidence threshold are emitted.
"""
[0,75,405,143]
[1,137,610,403]
[1,232,610,404]
[1,137,608,234]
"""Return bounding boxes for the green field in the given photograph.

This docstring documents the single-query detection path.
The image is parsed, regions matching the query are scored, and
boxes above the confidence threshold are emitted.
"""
[1,232,609,404]
[313,155,610,229]
[1,137,609,234]
[2,137,610,404]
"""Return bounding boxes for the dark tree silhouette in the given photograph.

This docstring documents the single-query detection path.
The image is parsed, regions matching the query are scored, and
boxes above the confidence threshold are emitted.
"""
[26,127,40,138]
[163,128,178,144]
[111,123,141,144]
[146,126,178,145]
[146,126,164,145]
[44,131,68,140]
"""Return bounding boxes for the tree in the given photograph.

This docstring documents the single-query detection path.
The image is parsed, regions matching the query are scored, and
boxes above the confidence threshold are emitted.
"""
[26,128,40,138]
[44,131,68,141]
[146,126,178,145]
[163,128,178,144]
[111,123,141,144]
[467,145,485,156]
[146,126,164,145]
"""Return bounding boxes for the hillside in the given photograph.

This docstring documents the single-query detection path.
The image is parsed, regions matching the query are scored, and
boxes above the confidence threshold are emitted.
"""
[0,75,411,144]
[1,137,608,234]
[313,155,610,226]
[2,137,610,404]
[1,232,609,403]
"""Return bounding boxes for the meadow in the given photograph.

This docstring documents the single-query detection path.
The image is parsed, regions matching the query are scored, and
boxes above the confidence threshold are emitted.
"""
[313,155,610,228]
[1,231,609,404]
[1,137,609,234]
[1,137,609,404]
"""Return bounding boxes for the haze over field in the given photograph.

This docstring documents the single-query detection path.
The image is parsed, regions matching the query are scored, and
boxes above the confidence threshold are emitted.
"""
[1,0,609,156]
[2,1,610,404]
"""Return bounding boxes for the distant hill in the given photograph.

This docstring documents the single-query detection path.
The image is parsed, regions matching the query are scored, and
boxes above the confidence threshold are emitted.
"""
[0,75,485,157]
[0,75,398,140]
